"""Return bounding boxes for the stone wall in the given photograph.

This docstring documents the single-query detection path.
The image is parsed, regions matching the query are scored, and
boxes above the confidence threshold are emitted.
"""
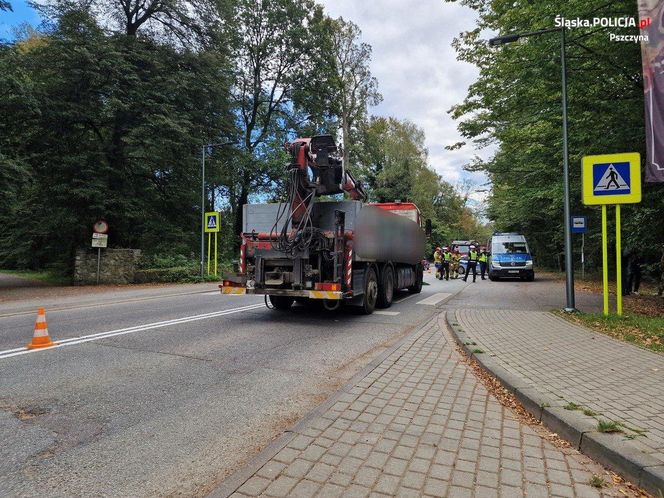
[74,248,142,285]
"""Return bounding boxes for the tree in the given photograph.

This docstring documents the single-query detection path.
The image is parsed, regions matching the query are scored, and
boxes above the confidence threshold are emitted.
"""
[326,17,382,166]
[0,6,234,270]
[1,0,11,11]
[226,0,329,243]
[447,0,664,268]
[353,116,483,252]
[33,0,222,44]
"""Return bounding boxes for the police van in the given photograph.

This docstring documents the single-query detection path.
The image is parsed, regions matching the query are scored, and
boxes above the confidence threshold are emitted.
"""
[488,232,535,281]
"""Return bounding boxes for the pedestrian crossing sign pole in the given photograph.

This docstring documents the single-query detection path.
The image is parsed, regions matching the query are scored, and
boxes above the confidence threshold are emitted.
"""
[204,212,220,276]
[582,152,641,316]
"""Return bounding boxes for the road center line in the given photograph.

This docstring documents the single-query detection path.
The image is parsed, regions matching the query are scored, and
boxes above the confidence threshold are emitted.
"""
[0,303,265,361]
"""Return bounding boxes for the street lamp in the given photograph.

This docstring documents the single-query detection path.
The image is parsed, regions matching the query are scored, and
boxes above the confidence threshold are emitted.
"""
[201,142,234,277]
[489,27,576,312]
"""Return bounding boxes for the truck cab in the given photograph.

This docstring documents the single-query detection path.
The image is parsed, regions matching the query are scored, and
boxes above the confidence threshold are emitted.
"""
[488,232,535,281]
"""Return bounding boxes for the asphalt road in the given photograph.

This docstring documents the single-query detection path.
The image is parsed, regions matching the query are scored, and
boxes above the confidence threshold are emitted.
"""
[0,273,467,497]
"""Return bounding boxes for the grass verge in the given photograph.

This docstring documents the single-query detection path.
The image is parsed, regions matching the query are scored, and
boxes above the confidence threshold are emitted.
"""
[0,269,69,285]
[558,312,664,354]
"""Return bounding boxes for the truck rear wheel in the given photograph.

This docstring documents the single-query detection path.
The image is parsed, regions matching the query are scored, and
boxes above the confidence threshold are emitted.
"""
[361,267,378,315]
[408,264,423,294]
[268,295,294,310]
[377,265,394,308]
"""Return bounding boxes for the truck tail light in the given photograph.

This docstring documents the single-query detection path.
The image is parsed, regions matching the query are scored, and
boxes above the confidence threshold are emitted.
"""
[221,280,241,288]
[315,283,340,291]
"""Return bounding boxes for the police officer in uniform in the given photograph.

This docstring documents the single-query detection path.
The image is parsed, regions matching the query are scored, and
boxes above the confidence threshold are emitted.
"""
[479,247,488,280]
[463,245,479,283]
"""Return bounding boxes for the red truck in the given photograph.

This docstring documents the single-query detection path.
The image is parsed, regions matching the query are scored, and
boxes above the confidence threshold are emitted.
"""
[221,135,428,314]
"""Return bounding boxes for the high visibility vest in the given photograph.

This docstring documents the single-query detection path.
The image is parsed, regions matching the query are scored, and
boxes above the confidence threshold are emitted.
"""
[434,251,442,263]
[479,253,487,263]
[443,252,452,261]
[469,250,479,262]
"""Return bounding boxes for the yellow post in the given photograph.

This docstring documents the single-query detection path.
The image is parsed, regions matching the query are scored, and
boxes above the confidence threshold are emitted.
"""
[214,232,218,276]
[615,204,622,316]
[601,205,609,316]
[207,232,211,275]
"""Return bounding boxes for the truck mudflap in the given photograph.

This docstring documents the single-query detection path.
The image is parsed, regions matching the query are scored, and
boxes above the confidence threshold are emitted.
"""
[220,285,344,300]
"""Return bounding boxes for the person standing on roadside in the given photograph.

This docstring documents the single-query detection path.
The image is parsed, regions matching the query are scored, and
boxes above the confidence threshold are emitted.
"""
[658,245,664,297]
[451,249,461,279]
[442,247,452,281]
[463,245,479,283]
[433,247,443,280]
[627,250,643,295]
[479,247,489,280]
[622,248,631,296]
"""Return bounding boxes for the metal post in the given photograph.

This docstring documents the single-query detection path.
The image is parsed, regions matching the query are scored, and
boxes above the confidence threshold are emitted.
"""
[207,232,211,275]
[601,205,609,316]
[96,247,101,285]
[581,232,585,281]
[561,27,576,312]
[615,205,623,316]
[201,146,206,278]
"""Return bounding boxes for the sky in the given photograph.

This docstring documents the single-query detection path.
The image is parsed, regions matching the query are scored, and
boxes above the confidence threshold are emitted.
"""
[1,0,490,198]
[319,0,490,198]
[0,0,41,39]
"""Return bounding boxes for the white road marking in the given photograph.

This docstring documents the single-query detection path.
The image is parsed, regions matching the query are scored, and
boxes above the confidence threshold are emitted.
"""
[416,293,452,306]
[392,293,418,304]
[0,303,265,361]
[374,311,400,316]
[202,291,222,296]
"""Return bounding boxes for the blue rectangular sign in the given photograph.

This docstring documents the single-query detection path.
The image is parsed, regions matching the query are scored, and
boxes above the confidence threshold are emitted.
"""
[571,215,587,234]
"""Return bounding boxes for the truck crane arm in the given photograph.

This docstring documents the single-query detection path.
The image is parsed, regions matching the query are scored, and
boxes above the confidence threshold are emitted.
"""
[270,136,366,255]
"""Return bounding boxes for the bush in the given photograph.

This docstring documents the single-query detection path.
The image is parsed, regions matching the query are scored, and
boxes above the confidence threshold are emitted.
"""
[133,253,232,283]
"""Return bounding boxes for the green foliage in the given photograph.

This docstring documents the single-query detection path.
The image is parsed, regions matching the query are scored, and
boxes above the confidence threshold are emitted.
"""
[353,116,489,255]
[134,253,231,282]
[447,0,664,269]
[0,0,488,276]
[0,5,234,272]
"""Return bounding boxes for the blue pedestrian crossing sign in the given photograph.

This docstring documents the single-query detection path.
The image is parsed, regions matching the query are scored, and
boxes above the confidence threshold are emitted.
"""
[582,153,641,205]
[204,211,220,233]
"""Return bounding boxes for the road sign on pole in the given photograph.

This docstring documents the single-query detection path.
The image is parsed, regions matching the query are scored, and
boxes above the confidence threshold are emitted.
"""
[91,233,108,248]
[570,215,587,234]
[582,152,641,205]
[91,233,109,285]
[93,219,109,234]
[204,212,220,276]
[582,152,641,316]
[204,212,220,233]
[571,215,587,280]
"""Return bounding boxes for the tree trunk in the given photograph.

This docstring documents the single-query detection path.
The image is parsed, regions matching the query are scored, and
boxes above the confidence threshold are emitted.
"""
[233,184,248,250]
[341,116,351,167]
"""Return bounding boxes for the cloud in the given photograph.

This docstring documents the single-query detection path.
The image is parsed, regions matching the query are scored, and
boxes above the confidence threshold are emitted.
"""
[319,0,491,188]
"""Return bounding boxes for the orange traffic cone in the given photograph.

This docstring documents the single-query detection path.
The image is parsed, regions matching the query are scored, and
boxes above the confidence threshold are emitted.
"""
[26,308,57,349]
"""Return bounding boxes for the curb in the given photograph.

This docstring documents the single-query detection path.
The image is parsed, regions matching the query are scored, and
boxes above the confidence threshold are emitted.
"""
[208,286,461,497]
[445,311,664,497]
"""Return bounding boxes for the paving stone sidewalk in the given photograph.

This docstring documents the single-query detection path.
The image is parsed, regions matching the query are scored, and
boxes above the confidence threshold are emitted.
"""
[219,314,637,497]
[454,309,664,466]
